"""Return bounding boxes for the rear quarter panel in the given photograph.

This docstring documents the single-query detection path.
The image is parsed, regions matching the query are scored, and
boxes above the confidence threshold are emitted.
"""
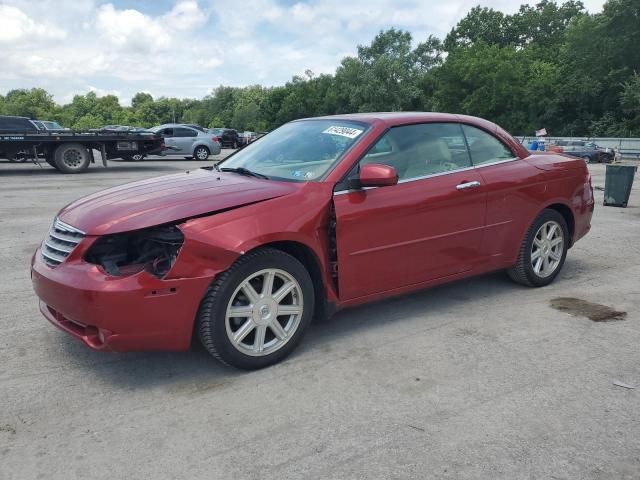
[478,153,593,268]
[521,153,593,254]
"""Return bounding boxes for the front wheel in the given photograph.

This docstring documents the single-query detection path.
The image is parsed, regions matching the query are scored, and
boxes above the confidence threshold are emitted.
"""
[194,145,210,160]
[507,209,569,287]
[197,248,314,369]
[582,156,591,164]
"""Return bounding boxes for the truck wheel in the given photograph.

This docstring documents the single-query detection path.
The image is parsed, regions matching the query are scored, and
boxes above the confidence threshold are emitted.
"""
[54,143,90,173]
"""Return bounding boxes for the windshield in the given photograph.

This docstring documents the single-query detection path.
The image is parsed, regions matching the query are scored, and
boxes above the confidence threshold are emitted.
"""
[219,119,368,181]
[43,121,63,129]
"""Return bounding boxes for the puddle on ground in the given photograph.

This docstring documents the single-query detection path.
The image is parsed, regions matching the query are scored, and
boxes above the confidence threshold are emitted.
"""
[550,297,627,322]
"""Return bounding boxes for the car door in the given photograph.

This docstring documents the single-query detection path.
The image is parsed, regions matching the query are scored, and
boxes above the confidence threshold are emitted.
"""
[173,127,197,154]
[160,128,177,152]
[333,122,487,301]
[461,124,546,263]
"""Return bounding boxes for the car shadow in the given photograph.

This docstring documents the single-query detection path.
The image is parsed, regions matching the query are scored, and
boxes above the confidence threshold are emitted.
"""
[300,271,512,354]
[55,270,520,390]
[52,257,588,391]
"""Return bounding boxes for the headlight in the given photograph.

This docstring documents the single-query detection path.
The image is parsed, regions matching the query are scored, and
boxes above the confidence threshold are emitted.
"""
[85,224,184,278]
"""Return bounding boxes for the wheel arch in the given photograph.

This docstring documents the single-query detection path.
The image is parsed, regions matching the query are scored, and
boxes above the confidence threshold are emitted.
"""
[193,142,210,152]
[248,240,333,321]
[543,202,575,246]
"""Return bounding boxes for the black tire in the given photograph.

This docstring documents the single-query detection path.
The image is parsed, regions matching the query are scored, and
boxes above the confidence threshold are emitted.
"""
[54,143,90,173]
[582,156,591,164]
[197,248,314,370]
[131,153,144,161]
[194,145,210,160]
[507,209,569,287]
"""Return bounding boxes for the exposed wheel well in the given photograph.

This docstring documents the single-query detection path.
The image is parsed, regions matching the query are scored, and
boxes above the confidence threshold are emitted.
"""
[256,241,330,321]
[546,203,575,245]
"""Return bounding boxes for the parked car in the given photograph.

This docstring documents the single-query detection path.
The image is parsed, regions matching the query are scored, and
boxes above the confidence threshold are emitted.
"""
[238,131,259,145]
[552,140,613,163]
[31,113,594,369]
[210,128,241,148]
[151,124,221,160]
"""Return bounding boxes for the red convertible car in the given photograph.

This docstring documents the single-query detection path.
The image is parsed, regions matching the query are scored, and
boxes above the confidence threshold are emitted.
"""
[31,113,594,369]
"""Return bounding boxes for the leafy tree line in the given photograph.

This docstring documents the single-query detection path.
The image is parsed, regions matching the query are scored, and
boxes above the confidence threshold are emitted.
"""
[0,0,638,136]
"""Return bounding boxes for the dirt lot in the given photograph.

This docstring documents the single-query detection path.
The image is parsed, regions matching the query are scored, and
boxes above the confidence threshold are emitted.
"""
[1,157,639,479]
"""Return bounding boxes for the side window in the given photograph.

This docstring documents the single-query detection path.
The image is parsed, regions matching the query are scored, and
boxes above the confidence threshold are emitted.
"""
[462,125,514,165]
[363,136,393,160]
[174,127,196,137]
[162,128,174,137]
[360,123,471,181]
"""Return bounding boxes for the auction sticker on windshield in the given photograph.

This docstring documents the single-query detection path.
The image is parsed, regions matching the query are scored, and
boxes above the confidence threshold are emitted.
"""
[322,126,363,139]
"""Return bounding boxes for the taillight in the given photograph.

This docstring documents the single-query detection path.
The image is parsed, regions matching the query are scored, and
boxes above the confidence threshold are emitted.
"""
[212,136,219,142]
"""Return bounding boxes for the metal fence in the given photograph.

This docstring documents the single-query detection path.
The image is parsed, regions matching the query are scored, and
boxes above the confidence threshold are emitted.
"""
[517,137,640,160]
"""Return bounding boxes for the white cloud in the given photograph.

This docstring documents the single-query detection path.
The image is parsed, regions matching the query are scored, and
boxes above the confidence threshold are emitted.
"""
[96,4,171,53]
[162,0,208,30]
[0,5,66,43]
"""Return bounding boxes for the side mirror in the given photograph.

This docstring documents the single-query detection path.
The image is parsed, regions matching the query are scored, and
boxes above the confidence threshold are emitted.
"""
[359,163,398,188]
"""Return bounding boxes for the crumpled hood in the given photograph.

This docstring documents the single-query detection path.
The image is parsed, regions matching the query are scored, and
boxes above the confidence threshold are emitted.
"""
[59,169,299,235]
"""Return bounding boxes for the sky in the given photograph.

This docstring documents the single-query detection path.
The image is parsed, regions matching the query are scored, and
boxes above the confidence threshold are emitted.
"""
[0,0,607,105]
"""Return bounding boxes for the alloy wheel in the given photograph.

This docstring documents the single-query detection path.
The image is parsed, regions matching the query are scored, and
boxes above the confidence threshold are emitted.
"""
[531,220,564,278]
[225,268,304,356]
[195,147,209,160]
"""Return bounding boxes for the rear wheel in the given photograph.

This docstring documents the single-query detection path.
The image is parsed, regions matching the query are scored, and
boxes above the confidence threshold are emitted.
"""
[508,209,569,287]
[54,143,90,173]
[194,145,210,160]
[197,248,314,369]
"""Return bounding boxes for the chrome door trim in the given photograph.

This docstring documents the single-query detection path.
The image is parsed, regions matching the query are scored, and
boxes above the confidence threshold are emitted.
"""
[473,157,519,169]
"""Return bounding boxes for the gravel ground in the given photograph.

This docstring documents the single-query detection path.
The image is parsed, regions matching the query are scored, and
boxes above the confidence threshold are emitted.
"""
[1,156,639,480]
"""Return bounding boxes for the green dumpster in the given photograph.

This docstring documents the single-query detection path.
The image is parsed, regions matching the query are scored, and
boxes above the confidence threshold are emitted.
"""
[604,164,637,207]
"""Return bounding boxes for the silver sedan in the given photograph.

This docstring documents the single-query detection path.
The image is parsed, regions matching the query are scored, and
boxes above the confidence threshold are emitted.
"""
[151,124,222,160]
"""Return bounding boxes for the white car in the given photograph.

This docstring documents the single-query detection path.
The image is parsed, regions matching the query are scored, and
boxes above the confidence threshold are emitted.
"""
[151,124,222,160]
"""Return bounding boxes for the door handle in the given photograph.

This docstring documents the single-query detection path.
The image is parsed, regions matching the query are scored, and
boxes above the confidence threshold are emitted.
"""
[456,181,481,190]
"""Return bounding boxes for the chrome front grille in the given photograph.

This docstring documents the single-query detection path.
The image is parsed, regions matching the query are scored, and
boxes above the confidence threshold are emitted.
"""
[42,218,85,267]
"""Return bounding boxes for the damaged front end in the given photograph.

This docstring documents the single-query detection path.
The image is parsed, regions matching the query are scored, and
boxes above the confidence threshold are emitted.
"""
[85,224,184,279]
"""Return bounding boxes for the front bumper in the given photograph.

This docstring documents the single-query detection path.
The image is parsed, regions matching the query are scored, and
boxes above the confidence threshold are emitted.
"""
[31,245,213,352]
